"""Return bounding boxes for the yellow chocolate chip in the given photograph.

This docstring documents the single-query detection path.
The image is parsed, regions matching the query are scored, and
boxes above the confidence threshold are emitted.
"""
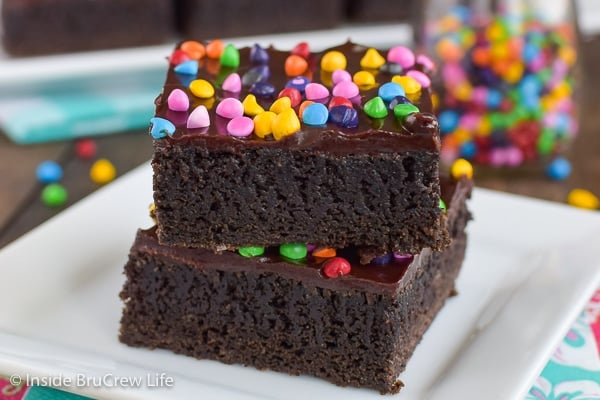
[253,111,277,138]
[451,158,474,180]
[321,51,347,72]
[189,79,214,99]
[391,75,422,95]
[567,189,599,210]
[353,70,376,89]
[360,48,386,70]
[272,109,300,140]
[269,97,292,114]
[242,94,265,117]
[149,203,157,222]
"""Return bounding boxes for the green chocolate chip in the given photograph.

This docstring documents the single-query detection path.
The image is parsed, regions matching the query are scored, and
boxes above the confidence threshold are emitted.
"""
[393,103,419,119]
[537,129,556,155]
[279,243,307,260]
[41,183,67,207]
[439,198,447,213]
[238,246,265,257]
[537,68,552,84]
[488,112,505,130]
[364,96,388,119]
[220,44,240,68]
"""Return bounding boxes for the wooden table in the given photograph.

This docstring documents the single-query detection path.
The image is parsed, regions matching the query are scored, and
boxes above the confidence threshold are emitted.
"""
[1,37,599,249]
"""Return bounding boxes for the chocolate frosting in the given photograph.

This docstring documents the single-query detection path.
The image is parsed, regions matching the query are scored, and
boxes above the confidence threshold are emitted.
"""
[154,42,441,155]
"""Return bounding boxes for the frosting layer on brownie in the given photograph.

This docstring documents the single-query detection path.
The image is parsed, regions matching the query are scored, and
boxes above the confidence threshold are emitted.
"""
[153,41,440,154]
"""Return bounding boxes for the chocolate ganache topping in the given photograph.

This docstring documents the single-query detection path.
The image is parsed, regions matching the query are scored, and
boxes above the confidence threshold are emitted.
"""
[153,41,440,155]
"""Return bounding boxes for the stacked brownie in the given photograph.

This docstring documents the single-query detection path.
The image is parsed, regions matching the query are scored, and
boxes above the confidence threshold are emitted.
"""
[119,40,473,393]
[176,0,343,39]
[1,0,176,56]
[2,2,424,57]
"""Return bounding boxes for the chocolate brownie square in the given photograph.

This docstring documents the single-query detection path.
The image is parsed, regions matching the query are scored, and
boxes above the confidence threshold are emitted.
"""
[177,0,342,39]
[119,175,473,393]
[151,41,447,255]
[2,0,175,56]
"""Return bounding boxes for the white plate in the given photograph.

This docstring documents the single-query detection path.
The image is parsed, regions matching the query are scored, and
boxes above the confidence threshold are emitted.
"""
[1,163,599,400]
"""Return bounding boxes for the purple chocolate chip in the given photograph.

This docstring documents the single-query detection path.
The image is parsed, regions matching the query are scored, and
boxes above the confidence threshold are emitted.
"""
[328,106,359,128]
[242,65,270,86]
[250,81,276,98]
[388,95,412,110]
[285,76,311,93]
[250,44,269,64]
[371,253,394,265]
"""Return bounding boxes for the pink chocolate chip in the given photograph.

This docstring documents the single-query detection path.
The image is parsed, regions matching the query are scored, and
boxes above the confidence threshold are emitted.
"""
[489,148,506,167]
[226,116,254,137]
[387,46,415,69]
[406,70,431,88]
[442,62,466,83]
[332,69,352,85]
[222,73,242,93]
[529,55,545,72]
[459,113,480,130]
[187,105,210,129]
[216,98,244,119]
[472,86,488,104]
[167,88,189,111]
[505,147,524,166]
[332,81,359,99]
[416,54,435,72]
[304,83,330,101]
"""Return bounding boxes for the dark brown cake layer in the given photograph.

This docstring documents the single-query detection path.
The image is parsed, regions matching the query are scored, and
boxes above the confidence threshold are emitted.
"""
[1,0,175,56]
[152,42,446,254]
[344,0,427,44]
[346,0,420,23]
[120,177,472,394]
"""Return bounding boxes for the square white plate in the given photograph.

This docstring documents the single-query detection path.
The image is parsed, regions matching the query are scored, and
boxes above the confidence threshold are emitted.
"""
[1,163,599,400]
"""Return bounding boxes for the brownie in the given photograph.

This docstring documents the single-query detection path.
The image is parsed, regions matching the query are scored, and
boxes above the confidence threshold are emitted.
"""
[344,1,427,45]
[1,0,175,56]
[152,42,447,255]
[346,0,419,23]
[176,0,342,39]
[119,175,473,394]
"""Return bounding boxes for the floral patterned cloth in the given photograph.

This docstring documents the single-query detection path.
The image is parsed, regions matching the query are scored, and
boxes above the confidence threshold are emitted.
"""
[526,291,600,400]
[2,290,600,400]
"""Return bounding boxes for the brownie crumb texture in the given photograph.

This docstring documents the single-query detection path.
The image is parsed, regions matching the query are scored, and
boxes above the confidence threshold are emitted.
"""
[153,142,448,255]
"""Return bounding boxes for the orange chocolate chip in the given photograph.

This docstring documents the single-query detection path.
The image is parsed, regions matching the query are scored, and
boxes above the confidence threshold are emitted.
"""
[312,247,336,258]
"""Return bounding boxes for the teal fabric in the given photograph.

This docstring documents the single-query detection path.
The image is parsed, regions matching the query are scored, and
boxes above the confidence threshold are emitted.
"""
[526,292,600,400]
[24,386,88,400]
[0,70,164,144]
